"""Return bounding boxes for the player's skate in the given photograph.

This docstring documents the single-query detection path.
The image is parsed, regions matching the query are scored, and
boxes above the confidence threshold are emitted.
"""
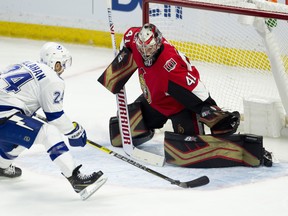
[199,105,240,135]
[0,164,22,178]
[66,165,107,200]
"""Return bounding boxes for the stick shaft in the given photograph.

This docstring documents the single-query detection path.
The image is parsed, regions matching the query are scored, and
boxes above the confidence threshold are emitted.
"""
[106,0,134,155]
[35,113,208,188]
[87,139,209,188]
[105,0,165,167]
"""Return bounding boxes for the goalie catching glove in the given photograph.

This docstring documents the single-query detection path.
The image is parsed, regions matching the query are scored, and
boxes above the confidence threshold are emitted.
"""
[199,105,240,135]
[65,122,87,147]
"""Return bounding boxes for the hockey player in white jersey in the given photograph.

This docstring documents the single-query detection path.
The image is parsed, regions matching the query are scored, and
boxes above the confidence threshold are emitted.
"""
[0,42,106,200]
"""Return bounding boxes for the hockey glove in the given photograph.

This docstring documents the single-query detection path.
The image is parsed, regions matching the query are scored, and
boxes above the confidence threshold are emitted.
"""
[66,122,87,147]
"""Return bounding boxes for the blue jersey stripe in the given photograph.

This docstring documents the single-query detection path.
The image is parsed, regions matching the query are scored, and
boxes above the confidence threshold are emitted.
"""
[0,105,24,114]
[44,111,64,122]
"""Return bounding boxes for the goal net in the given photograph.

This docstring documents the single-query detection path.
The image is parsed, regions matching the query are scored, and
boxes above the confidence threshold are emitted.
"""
[143,0,288,136]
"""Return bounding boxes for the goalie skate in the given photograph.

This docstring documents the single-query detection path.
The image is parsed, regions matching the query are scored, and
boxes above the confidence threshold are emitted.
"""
[79,177,107,201]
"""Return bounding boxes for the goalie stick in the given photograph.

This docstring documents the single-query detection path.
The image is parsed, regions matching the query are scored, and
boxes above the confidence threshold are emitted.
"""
[34,114,209,188]
[87,139,209,188]
[106,0,165,167]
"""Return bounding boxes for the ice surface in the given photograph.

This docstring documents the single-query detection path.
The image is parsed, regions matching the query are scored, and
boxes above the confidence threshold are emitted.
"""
[1,37,288,216]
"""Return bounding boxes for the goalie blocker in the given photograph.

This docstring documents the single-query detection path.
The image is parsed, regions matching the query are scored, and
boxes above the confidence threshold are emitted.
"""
[109,102,154,147]
[98,47,137,94]
[164,131,272,168]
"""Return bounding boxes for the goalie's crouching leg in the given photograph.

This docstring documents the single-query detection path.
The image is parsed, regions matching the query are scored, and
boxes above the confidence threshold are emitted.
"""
[164,131,272,168]
[109,102,154,147]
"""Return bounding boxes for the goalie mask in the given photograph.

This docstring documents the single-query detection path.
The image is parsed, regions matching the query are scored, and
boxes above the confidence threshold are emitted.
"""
[136,23,163,62]
[40,42,72,75]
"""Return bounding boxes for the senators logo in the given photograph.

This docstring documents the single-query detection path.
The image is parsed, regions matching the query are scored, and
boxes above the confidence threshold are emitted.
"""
[139,72,152,104]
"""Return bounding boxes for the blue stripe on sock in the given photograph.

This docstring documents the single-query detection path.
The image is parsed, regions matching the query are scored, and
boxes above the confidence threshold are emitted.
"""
[47,142,69,161]
[0,148,18,160]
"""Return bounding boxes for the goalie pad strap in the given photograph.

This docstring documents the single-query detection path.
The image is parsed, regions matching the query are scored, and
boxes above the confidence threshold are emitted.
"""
[164,131,268,168]
[97,47,138,94]
[109,102,154,147]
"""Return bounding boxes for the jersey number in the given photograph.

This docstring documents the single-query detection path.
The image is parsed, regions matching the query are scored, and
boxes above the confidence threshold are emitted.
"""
[4,72,33,93]
[124,30,133,44]
[186,72,196,86]
[54,91,64,104]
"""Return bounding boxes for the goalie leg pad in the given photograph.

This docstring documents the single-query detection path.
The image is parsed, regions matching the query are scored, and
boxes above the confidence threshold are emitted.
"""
[109,102,154,147]
[164,131,271,168]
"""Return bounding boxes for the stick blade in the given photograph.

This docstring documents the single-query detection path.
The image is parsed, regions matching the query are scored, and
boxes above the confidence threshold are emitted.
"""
[179,176,210,188]
[131,147,165,167]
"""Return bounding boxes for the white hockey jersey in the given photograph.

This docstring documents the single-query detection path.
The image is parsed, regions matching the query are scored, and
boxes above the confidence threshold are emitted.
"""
[0,61,74,134]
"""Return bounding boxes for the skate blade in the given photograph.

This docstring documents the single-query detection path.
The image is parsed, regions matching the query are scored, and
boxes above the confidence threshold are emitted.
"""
[79,177,108,201]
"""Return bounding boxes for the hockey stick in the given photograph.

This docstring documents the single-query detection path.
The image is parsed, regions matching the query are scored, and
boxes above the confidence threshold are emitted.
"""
[87,139,210,188]
[106,0,165,166]
[34,114,209,188]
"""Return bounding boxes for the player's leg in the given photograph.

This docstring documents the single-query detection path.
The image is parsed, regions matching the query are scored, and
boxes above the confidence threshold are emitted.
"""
[164,132,272,168]
[0,113,42,178]
[109,94,168,147]
[0,113,105,195]
[0,145,25,178]
[135,94,168,129]
[34,117,105,194]
[169,109,204,135]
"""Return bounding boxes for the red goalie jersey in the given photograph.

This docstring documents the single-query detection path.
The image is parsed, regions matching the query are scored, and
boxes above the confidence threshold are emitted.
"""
[122,27,210,117]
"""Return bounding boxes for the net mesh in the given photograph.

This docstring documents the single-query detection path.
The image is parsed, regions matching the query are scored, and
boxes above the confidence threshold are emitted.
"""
[146,0,288,114]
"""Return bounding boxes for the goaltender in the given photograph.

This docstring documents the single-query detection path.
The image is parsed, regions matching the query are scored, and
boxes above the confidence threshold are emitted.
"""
[98,23,272,168]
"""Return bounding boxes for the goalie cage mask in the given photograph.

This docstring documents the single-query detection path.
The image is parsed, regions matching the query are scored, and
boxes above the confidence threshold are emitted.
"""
[136,23,163,62]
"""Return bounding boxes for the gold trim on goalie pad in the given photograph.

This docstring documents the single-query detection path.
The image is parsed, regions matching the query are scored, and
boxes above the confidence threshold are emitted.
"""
[104,58,137,92]
[164,135,260,167]
[99,48,138,93]
[111,108,149,147]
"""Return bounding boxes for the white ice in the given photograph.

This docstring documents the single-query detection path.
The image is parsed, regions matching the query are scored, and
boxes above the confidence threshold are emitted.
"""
[1,37,288,216]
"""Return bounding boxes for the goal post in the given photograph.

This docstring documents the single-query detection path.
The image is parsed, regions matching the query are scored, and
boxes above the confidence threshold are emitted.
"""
[142,0,288,137]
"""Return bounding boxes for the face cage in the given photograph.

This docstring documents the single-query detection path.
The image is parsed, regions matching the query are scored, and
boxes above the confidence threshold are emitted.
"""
[136,38,159,61]
[61,57,72,69]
